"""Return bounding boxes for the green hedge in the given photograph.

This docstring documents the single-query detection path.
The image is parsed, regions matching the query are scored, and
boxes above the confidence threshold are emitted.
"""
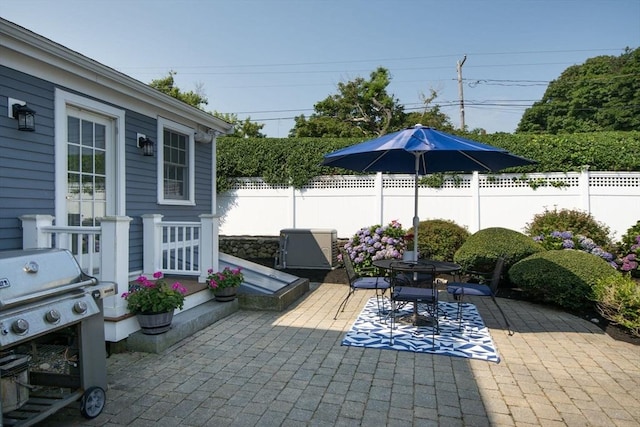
[217,131,640,192]
[453,227,544,274]
[508,250,620,311]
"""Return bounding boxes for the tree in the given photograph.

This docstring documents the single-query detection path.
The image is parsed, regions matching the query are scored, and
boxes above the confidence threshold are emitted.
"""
[150,72,265,136]
[517,47,640,133]
[149,71,208,109]
[289,67,407,137]
[403,89,456,131]
[212,112,266,138]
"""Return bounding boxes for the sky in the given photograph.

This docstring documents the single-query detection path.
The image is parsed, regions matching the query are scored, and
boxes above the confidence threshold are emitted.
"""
[2,0,639,137]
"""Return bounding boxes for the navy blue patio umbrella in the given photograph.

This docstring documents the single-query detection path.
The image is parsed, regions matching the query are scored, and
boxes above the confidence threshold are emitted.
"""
[322,125,536,260]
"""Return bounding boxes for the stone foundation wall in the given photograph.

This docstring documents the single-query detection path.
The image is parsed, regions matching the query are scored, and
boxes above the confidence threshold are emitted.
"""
[219,236,280,259]
[220,236,349,260]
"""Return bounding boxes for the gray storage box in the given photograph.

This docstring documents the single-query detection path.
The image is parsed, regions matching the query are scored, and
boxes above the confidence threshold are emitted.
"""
[276,229,338,270]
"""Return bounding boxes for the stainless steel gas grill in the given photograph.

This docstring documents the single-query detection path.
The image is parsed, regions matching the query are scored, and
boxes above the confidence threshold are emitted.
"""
[0,248,115,426]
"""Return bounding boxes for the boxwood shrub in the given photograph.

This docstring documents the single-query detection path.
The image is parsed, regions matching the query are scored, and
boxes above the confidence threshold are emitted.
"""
[453,227,545,274]
[416,219,469,261]
[508,250,620,311]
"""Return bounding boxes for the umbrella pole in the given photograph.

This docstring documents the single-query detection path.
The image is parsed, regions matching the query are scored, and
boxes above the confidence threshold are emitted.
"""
[412,154,419,262]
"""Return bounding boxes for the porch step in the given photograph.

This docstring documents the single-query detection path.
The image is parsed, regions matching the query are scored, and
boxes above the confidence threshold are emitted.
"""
[126,299,239,354]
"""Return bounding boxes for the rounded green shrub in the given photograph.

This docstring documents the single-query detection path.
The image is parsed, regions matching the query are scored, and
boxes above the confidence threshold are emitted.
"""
[508,250,620,311]
[592,273,640,337]
[524,207,612,248]
[416,219,470,261]
[453,227,544,273]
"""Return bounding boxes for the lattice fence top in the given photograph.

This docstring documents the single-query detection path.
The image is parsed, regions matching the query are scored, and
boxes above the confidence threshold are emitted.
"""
[229,178,289,190]
[228,172,640,191]
[304,175,376,189]
[479,173,581,188]
[590,174,640,187]
[383,175,473,189]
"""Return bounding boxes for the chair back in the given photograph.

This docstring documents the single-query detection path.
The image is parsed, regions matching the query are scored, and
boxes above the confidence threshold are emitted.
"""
[339,248,359,285]
[389,261,436,289]
[489,258,506,296]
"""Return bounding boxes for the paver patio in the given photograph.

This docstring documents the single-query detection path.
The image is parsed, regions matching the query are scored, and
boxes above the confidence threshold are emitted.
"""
[42,282,639,426]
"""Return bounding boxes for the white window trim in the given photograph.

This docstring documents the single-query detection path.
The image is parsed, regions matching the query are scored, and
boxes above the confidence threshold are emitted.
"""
[54,89,126,224]
[157,117,195,206]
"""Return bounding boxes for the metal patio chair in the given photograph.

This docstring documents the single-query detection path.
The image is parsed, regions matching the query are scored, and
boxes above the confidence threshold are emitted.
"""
[388,261,438,347]
[334,249,391,320]
[446,257,513,335]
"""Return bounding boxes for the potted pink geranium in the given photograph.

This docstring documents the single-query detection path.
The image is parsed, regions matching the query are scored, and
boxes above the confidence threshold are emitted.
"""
[207,267,244,302]
[121,272,187,334]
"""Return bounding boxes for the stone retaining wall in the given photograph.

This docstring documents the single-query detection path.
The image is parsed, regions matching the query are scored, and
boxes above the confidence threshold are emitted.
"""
[220,236,349,260]
[219,236,280,259]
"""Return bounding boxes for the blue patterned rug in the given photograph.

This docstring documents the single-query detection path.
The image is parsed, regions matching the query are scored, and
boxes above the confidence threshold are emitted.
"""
[341,297,501,363]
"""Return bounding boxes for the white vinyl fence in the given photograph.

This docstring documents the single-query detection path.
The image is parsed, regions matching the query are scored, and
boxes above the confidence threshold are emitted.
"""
[217,171,640,242]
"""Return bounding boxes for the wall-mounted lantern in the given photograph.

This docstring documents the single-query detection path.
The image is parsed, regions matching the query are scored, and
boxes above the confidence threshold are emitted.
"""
[137,133,154,156]
[138,136,154,156]
[9,98,36,132]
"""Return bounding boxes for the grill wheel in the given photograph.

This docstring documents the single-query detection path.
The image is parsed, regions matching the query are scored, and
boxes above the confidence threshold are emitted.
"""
[80,386,106,419]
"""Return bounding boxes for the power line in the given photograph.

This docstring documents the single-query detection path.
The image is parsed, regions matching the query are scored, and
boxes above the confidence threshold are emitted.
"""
[245,99,640,124]
[466,73,639,87]
[119,48,628,71]
[126,61,605,77]
[197,49,636,126]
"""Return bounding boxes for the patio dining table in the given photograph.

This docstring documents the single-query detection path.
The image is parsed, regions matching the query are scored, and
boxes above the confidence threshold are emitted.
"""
[373,258,462,326]
[372,259,461,276]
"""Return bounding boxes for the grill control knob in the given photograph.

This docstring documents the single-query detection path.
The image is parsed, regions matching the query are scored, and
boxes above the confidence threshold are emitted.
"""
[12,319,29,335]
[45,310,61,324]
[73,301,88,314]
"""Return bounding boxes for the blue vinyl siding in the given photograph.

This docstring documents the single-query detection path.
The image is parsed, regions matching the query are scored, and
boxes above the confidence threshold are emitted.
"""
[0,65,55,251]
[1,65,216,274]
[124,111,214,270]
[124,111,157,270]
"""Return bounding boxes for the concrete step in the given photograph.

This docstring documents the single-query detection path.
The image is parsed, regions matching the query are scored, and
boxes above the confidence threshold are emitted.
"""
[123,276,310,354]
[126,299,238,353]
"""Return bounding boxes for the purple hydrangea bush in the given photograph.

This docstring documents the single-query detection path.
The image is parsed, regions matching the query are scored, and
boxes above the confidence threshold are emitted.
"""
[341,220,406,276]
[533,230,617,267]
[619,235,640,273]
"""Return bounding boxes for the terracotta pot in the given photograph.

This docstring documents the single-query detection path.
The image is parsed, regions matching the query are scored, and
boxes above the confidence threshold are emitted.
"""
[213,286,237,302]
[136,311,174,335]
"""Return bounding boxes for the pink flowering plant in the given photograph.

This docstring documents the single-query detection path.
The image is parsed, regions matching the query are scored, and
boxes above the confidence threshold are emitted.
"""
[207,267,244,291]
[403,232,415,251]
[121,272,187,314]
[619,235,640,273]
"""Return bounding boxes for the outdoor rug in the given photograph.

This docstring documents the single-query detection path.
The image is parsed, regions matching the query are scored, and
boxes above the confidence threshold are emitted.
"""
[341,297,501,363]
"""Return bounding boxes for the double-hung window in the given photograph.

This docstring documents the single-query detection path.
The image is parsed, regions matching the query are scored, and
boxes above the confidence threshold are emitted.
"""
[158,118,195,205]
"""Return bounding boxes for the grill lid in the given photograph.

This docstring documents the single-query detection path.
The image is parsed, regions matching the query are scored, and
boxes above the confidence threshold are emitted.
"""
[0,248,95,309]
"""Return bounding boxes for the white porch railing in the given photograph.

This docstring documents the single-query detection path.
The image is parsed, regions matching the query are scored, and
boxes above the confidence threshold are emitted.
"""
[160,221,200,275]
[19,214,219,341]
[46,225,101,275]
[20,215,133,321]
[19,215,102,275]
[142,214,219,283]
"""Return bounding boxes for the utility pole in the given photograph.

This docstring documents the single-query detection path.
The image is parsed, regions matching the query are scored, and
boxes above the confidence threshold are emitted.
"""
[457,55,467,131]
